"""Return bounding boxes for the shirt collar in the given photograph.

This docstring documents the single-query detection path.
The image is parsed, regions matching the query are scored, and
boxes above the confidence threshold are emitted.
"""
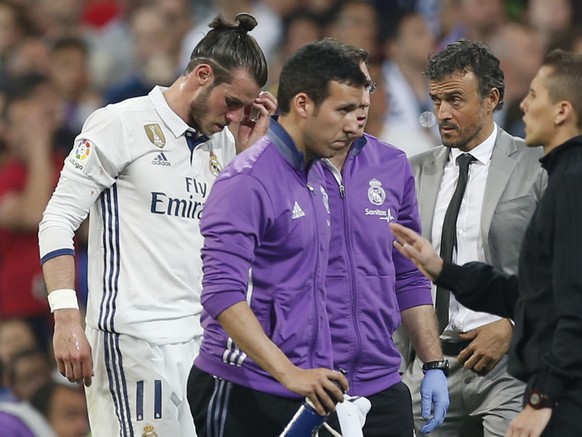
[267,118,307,171]
[449,123,497,165]
[149,86,202,139]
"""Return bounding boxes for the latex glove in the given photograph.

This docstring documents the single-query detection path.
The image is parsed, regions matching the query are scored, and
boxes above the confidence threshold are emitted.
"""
[419,369,449,433]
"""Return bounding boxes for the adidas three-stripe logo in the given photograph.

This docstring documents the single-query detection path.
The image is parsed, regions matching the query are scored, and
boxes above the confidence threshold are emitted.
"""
[152,152,171,166]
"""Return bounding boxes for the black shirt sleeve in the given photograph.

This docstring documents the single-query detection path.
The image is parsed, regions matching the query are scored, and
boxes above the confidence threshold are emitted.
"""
[435,261,519,319]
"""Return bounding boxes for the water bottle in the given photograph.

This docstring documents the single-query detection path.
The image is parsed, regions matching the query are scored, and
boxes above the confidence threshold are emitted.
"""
[280,371,346,437]
[279,398,328,437]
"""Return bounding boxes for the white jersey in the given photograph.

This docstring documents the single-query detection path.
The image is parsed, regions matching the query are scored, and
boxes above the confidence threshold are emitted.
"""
[39,86,236,344]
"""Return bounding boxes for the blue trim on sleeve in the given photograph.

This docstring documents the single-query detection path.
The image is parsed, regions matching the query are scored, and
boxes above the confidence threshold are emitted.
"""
[40,248,75,265]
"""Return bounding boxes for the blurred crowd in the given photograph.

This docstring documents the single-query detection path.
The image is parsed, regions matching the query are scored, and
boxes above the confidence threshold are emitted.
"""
[0,0,581,436]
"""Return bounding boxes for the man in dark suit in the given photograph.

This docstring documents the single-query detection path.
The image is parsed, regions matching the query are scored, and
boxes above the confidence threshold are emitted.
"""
[396,40,546,436]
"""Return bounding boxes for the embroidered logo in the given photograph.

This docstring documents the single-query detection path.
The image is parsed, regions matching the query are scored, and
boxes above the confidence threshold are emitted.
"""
[380,208,396,223]
[152,152,171,166]
[368,178,386,205]
[141,425,158,437]
[291,201,305,219]
[144,124,166,148]
[69,139,93,173]
[75,139,92,160]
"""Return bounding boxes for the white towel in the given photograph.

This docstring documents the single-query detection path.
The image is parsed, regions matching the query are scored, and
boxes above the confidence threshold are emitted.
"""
[322,394,371,437]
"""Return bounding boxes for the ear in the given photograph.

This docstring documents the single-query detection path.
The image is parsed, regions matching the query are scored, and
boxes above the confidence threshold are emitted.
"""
[291,92,312,118]
[554,101,573,126]
[486,87,501,112]
[192,63,214,85]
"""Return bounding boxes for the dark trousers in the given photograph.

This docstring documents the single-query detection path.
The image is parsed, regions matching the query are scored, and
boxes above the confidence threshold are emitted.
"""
[320,381,414,437]
[189,365,326,437]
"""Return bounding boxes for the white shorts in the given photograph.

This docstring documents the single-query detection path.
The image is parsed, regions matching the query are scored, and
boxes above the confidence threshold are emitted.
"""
[85,326,200,437]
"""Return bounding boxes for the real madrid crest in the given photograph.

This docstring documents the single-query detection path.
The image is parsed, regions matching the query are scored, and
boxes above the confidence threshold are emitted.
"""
[368,179,386,206]
[144,124,166,148]
[141,424,158,437]
[209,150,223,177]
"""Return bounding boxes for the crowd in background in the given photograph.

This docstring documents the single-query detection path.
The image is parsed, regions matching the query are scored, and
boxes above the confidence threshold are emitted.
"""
[0,0,581,436]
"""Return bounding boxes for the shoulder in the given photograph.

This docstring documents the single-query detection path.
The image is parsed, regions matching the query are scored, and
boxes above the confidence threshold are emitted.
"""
[218,137,275,181]
[360,134,408,161]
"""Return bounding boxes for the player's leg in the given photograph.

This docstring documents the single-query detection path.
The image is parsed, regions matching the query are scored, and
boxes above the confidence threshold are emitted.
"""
[86,326,198,437]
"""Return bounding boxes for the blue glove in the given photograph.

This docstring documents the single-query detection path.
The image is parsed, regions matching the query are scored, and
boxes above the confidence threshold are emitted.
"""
[419,369,449,434]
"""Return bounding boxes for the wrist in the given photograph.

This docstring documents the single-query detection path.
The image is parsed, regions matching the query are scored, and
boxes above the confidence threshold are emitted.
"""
[48,289,79,313]
[422,359,449,377]
[526,389,557,409]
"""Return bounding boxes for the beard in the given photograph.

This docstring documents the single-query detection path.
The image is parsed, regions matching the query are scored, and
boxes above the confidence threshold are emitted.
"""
[188,87,211,135]
[441,108,487,150]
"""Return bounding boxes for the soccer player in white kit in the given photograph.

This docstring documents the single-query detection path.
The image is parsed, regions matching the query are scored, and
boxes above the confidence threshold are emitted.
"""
[38,13,276,437]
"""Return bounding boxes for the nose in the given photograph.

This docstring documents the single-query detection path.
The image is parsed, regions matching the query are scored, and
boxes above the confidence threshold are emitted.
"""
[344,112,361,136]
[435,101,452,121]
[519,96,527,113]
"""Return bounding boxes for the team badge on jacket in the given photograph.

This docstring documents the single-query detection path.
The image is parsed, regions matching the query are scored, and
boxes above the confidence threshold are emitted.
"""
[368,179,386,205]
[144,124,166,148]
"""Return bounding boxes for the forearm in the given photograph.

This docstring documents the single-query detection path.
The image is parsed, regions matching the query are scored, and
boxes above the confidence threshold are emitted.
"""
[216,301,296,384]
[436,261,518,318]
[400,305,443,363]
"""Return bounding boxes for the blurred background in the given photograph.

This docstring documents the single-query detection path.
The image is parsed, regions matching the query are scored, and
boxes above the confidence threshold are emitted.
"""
[0,1,581,436]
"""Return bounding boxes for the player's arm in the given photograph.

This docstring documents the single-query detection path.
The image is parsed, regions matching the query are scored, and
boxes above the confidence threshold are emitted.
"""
[42,255,93,386]
[217,301,347,415]
[39,107,128,387]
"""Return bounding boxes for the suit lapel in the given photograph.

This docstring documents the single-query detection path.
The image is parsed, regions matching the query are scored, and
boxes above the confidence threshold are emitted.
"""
[481,129,518,261]
[417,147,448,239]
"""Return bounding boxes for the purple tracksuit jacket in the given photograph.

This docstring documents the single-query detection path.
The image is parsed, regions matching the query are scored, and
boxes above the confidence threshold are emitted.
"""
[323,134,432,396]
[195,120,333,398]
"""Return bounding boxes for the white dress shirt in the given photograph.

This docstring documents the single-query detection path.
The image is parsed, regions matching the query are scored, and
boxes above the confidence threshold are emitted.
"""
[431,124,502,340]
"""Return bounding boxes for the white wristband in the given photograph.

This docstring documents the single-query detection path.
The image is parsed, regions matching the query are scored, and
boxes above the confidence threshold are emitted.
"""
[48,289,79,313]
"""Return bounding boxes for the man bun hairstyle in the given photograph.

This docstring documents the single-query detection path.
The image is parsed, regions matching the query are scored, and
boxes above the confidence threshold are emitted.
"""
[185,13,268,87]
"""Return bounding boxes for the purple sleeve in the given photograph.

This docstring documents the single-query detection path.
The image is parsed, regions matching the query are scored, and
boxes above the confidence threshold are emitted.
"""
[0,412,36,437]
[200,174,273,319]
[394,159,432,311]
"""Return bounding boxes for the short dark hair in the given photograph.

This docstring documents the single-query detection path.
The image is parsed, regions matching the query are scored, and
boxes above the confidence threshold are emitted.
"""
[50,35,88,56]
[30,380,83,418]
[542,49,582,130]
[425,39,505,110]
[185,13,268,88]
[3,72,50,118]
[277,38,367,115]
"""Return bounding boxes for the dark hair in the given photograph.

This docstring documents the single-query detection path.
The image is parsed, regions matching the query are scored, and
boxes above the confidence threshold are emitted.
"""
[30,380,83,418]
[184,13,268,88]
[2,72,50,118]
[50,35,88,56]
[542,49,582,130]
[6,348,49,385]
[277,38,367,115]
[425,39,505,110]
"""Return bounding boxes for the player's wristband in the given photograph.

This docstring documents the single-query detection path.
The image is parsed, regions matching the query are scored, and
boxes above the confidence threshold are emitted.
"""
[48,289,79,312]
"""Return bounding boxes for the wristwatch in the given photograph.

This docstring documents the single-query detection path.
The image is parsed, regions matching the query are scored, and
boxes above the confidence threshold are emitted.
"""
[526,389,556,409]
[422,359,449,377]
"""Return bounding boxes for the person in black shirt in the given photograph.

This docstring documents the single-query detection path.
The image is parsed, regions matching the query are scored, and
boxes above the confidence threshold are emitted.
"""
[389,49,582,437]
